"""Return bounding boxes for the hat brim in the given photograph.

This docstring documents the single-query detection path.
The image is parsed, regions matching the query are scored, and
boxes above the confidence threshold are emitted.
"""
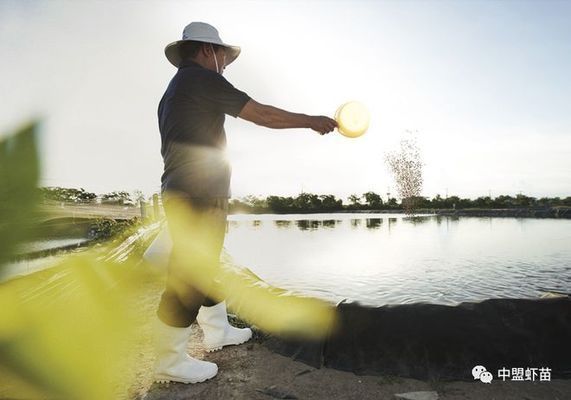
[164,40,241,68]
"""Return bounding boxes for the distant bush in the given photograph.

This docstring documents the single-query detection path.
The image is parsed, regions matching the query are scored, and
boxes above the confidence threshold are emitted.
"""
[100,191,134,206]
[40,187,97,203]
[88,217,140,240]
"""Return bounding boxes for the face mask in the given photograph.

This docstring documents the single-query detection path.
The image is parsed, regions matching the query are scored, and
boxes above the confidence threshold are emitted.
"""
[210,44,223,75]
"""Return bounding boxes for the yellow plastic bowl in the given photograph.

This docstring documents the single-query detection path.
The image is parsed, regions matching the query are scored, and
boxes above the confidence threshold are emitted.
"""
[335,101,370,138]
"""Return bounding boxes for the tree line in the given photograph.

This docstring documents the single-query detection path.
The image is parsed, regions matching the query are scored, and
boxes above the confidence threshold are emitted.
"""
[39,187,143,206]
[229,192,571,213]
[39,187,571,213]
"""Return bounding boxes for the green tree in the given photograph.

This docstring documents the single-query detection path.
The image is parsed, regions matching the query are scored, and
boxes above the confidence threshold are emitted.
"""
[101,191,133,206]
[493,195,515,208]
[537,197,553,207]
[229,198,250,213]
[267,196,295,213]
[363,192,383,209]
[308,194,322,210]
[293,193,321,211]
[386,197,399,209]
[430,194,444,209]
[319,195,342,211]
[514,194,536,207]
[347,194,362,209]
[473,196,493,208]
[132,190,146,204]
[40,187,97,203]
[243,195,267,211]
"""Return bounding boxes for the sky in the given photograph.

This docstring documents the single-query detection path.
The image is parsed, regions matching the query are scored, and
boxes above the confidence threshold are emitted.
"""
[1,0,570,201]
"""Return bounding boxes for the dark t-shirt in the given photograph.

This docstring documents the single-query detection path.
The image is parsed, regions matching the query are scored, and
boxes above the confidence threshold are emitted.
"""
[158,60,250,198]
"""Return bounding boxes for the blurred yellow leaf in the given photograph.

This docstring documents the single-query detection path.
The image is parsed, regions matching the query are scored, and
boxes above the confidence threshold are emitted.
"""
[0,121,40,270]
[0,122,151,399]
[164,196,338,340]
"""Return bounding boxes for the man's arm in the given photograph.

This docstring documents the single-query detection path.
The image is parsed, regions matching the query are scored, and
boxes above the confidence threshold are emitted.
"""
[238,99,337,135]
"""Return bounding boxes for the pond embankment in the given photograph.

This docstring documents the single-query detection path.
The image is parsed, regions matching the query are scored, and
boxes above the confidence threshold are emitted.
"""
[433,207,571,219]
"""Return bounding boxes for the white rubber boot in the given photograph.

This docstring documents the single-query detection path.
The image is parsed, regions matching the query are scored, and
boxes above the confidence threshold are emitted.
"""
[196,301,253,352]
[153,318,218,384]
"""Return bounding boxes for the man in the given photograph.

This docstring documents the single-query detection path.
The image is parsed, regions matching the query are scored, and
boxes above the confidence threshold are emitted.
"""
[154,21,337,384]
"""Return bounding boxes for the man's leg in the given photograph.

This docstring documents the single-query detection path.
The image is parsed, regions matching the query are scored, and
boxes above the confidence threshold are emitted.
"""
[153,194,227,384]
[157,195,228,327]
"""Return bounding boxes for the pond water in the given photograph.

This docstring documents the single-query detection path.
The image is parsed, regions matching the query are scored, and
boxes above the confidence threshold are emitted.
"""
[14,238,90,254]
[224,214,571,306]
[2,238,89,281]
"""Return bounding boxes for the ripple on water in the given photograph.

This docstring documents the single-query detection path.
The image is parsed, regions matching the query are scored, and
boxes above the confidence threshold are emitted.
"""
[224,215,571,306]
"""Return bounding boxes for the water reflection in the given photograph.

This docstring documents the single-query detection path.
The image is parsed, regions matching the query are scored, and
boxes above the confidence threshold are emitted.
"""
[365,218,382,229]
[287,219,342,231]
[350,219,361,228]
[387,217,397,233]
[322,220,338,229]
[274,220,292,229]
[296,220,320,231]
[402,216,431,225]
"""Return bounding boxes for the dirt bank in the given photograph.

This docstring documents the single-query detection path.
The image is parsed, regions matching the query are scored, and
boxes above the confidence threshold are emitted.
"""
[124,262,569,400]
[138,324,570,400]
[129,277,569,400]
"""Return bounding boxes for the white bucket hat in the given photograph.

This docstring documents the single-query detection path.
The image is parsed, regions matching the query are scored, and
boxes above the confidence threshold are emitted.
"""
[164,22,241,68]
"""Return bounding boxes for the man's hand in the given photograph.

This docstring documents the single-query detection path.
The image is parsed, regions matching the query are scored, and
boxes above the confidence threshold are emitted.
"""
[309,116,337,135]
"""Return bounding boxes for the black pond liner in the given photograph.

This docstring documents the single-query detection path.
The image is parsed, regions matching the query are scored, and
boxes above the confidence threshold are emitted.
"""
[262,296,571,380]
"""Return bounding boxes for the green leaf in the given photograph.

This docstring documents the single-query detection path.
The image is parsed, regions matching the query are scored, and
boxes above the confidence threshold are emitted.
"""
[0,120,41,271]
